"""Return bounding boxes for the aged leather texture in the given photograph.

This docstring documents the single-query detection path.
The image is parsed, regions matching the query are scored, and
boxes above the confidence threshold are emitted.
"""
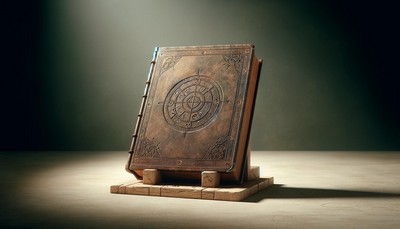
[127,44,262,182]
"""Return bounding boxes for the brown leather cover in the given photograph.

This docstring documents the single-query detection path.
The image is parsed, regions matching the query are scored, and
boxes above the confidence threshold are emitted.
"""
[126,44,262,182]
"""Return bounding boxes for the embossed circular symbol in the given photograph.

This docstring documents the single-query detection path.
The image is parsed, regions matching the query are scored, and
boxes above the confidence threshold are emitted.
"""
[163,75,223,132]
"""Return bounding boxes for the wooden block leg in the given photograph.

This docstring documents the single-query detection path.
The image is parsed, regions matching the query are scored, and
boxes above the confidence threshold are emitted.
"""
[143,169,161,185]
[248,166,260,181]
[201,171,220,188]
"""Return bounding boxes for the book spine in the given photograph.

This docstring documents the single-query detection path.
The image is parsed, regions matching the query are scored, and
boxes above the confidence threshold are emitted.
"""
[128,47,159,154]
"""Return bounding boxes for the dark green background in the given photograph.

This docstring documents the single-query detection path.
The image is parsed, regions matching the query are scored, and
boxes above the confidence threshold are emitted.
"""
[3,0,400,151]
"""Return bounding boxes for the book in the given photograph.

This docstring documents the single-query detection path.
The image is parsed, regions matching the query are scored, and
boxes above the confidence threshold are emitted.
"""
[126,44,262,182]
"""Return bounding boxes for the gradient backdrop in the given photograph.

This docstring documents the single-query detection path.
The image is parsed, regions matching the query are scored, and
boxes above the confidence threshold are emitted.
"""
[3,0,400,151]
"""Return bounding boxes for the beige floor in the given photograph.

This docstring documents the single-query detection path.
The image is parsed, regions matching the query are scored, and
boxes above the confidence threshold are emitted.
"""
[1,151,399,228]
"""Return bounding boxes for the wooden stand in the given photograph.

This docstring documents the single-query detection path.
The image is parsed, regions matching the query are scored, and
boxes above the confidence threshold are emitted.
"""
[111,176,273,201]
[111,149,274,201]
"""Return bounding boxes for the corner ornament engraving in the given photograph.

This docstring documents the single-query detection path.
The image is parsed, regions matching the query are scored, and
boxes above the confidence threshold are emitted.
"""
[161,56,182,75]
[223,54,243,75]
[203,137,232,160]
[139,137,161,158]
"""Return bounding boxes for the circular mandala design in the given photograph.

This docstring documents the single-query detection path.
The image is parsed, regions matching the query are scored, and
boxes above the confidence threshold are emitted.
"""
[163,75,223,132]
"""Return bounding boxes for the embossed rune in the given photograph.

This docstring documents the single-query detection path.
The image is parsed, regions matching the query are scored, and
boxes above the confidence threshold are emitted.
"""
[163,75,223,132]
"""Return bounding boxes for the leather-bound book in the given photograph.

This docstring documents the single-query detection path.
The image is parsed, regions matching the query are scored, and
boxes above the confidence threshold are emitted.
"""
[126,44,262,182]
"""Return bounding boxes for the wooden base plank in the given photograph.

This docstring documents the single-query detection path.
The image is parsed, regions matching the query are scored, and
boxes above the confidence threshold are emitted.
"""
[161,185,204,199]
[201,188,219,200]
[110,177,273,202]
[110,180,141,194]
[126,182,150,195]
[150,185,162,196]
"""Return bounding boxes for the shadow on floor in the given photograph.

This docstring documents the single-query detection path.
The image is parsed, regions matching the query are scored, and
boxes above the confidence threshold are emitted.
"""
[244,184,400,202]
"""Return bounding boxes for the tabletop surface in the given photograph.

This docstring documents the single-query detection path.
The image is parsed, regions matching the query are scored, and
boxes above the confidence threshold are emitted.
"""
[1,150,399,228]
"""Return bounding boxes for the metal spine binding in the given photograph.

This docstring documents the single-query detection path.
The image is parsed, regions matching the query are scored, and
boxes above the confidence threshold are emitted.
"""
[128,47,159,154]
